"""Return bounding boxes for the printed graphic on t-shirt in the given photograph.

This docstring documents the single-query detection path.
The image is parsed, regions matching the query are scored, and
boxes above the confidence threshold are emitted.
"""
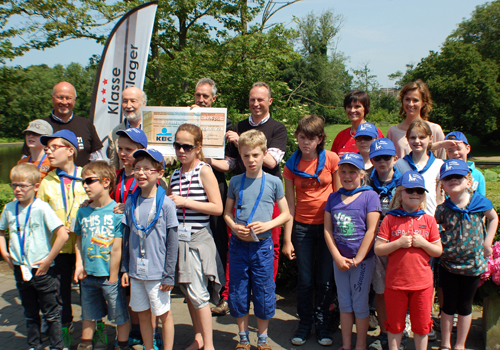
[77,136,84,151]
[80,214,115,261]
[333,211,355,237]
[300,178,321,190]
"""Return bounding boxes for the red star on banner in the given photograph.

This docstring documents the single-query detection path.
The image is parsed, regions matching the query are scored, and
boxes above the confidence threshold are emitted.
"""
[102,98,106,103]
[101,88,106,94]
[103,79,108,85]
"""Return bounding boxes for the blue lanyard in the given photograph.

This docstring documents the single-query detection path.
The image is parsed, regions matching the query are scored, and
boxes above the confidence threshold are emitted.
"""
[130,186,166,234]
[236,172,266,225]
[59,168,78,224]
[120,170,136,203]
[28,153,47,169]
[16,199,36,259]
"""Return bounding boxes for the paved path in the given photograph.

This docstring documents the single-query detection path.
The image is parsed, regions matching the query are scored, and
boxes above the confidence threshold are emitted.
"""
[0,261,485,350]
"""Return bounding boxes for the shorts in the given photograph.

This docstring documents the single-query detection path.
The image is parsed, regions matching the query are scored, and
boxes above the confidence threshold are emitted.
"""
[228,237,276,320]
[333,255,375,318]
[371,255,388,294]
[130,277,171,316]
[179,249,210,309]
[384,286,433,335]
[81,275,129,325]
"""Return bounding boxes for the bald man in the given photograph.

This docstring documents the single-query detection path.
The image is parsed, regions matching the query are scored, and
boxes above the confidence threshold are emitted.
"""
[22,81,103,166]
[108,86,147,169]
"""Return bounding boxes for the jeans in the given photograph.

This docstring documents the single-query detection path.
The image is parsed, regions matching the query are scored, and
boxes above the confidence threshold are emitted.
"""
[292,221,333,330]
[53,253,75,325]
[14,266,63,350]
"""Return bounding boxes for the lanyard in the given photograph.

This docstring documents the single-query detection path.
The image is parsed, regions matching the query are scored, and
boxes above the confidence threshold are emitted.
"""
[58,168,78,224]
[29,154,47,169]
[178,160,199,225]
[236,172,266,225]
[16,199,36,261]
[119,170,136,203]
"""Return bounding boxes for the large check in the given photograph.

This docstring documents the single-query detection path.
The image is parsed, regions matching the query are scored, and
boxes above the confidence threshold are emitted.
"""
[142,106,227,159]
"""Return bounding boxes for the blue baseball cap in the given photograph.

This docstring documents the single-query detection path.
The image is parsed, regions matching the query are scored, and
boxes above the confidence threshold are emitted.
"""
[133,148,165,168]
[116,128,148,148]
[370,138,396,159]
[338,152,365,170]
[355,122,378,139]
[445,131,469,145]
[440,159,470,179]
[397,171,428,192]
[40,129,78,149]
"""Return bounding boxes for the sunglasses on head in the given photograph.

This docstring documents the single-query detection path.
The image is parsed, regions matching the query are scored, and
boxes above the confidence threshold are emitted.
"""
[82,177,102,185]
[173,142,195,152]
[356,136,374,142]
[372,155,392,162]
[404,188,426,195]
[443,174,465,181]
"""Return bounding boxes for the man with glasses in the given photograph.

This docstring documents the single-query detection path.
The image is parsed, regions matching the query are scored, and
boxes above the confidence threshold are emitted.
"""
[22,81,103,167]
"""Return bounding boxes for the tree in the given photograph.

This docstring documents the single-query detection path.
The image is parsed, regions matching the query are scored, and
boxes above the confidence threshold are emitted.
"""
[351,62,379,92]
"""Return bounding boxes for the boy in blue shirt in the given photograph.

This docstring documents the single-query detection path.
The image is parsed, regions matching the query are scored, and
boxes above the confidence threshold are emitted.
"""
[74,161,130,350]
[0,163,69,350]
[121,149,179,350]
[224,130,291,350]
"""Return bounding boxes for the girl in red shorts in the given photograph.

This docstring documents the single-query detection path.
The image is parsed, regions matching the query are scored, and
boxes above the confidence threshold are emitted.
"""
[374,171,442,350]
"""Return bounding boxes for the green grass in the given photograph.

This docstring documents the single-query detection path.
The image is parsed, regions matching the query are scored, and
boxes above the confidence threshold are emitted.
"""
[0,137,23,144]
[324,123,393,150]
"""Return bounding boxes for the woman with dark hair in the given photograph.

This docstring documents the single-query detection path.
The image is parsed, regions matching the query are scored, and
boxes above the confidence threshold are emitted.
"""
[387,80,445,159]
[331,90,384,157]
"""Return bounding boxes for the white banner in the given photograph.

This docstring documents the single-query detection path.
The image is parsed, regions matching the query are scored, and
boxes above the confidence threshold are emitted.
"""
[89,1,158,146]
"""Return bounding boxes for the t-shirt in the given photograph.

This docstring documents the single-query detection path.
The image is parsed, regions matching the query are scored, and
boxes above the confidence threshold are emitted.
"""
[435,203,489,276]
[377,213,440,290]
[395,157,443,216]
[122,192,179,284]
[22,115,103,167]
[283,151,339,224]
[0,199,63,267]
[386,122,445,160]
[324,190,381,259]
[17,155,54,180]
[37,167,89,254]
[113,169,139,204]
[468,161,486,195]
[74,201,123,277]
[228,117,287,178]
[227,172,285,239]
[331,127,384,157]
[366,174,397,218]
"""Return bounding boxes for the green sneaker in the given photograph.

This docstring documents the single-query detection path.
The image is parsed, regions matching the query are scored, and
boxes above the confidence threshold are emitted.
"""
[93,322,108,350]
[62,326,73,350]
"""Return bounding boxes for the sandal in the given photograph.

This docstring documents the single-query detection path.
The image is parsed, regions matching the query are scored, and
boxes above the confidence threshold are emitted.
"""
[236,343,251,350]
[257,344,272,350]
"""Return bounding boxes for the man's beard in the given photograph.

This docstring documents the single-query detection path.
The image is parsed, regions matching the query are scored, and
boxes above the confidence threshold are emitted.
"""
[125,109,141,123]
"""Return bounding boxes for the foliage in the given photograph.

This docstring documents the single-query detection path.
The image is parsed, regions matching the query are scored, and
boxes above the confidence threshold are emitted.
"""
[351,63,380,92]
[479,241,500,297]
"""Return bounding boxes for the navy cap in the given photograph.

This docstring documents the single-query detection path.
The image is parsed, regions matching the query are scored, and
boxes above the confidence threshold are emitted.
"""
[116,128,148,149]
[440,159,470,179]
[355,122,378,139]
[397,171,428,192]
[338,152,365,170]
[445,131,469,145]
[370,138,396,158]
[133,148,165,168]
[40,129,78,149]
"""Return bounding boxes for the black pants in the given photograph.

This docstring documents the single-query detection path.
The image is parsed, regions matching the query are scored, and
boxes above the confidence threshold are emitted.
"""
[53,253,75,324]
[439,265,480,316]
[15,266,63,350]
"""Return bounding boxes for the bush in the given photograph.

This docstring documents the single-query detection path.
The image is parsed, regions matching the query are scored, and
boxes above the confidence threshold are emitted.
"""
[0,184,14,240]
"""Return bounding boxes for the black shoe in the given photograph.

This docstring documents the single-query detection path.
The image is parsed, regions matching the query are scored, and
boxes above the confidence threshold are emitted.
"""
[291,328,310,346]
[316,328,332,346]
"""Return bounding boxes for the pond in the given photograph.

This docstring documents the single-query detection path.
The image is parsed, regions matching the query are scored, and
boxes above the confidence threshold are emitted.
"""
[0,144,23,183]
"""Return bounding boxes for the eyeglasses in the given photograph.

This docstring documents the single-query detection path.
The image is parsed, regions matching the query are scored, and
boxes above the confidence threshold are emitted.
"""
[173,142,195,152]
[10,183,34,190]
[443,174,465,181]
[372,155,393,162]
[133,167,159,175]
[53,95,75,102]
[355,136,374,142]
[44,144,69,153]
[82,177,102,186]
[404,188,426,195]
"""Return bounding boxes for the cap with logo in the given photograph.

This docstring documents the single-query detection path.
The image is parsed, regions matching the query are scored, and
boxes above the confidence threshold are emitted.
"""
[370,138,396,158]
[40,129,79,149]
[397,171,428,192]
[338,152,365,170]
[440,159,470,179]
[445,131,469,145]
[355,122,378,139]
[133,148,165,168]
[116,128,148,149]
[23,120,53,136]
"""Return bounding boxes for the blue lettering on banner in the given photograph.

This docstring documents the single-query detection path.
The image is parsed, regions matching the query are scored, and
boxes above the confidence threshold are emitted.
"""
[156,127,173,142]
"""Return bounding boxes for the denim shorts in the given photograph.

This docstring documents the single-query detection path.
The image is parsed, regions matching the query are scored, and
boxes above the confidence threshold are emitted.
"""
[81,275,129,325]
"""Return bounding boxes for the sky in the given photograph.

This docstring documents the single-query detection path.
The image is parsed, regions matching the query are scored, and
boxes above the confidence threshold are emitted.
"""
[7,0,489,88]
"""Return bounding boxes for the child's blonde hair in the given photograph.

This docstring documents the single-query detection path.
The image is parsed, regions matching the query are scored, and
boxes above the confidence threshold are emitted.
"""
[10,163,41,185]
[175,123,205,162]
[440,173,474,196]
[338,163,367,184]
[57,138,78,163]
[389,186,427,211]
[238,130,267,153]
[82,161,116,193]
[406,120,433,152]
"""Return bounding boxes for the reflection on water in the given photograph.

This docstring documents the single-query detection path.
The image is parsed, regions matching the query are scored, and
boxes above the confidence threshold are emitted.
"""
[0,145,23,183]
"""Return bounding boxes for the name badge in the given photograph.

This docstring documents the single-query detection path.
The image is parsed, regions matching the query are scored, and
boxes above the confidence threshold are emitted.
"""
[178,224,192,242]
[20,265,33,281]
[70,217,76,232]
[250,227,259,242]
[136,258,149,276]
